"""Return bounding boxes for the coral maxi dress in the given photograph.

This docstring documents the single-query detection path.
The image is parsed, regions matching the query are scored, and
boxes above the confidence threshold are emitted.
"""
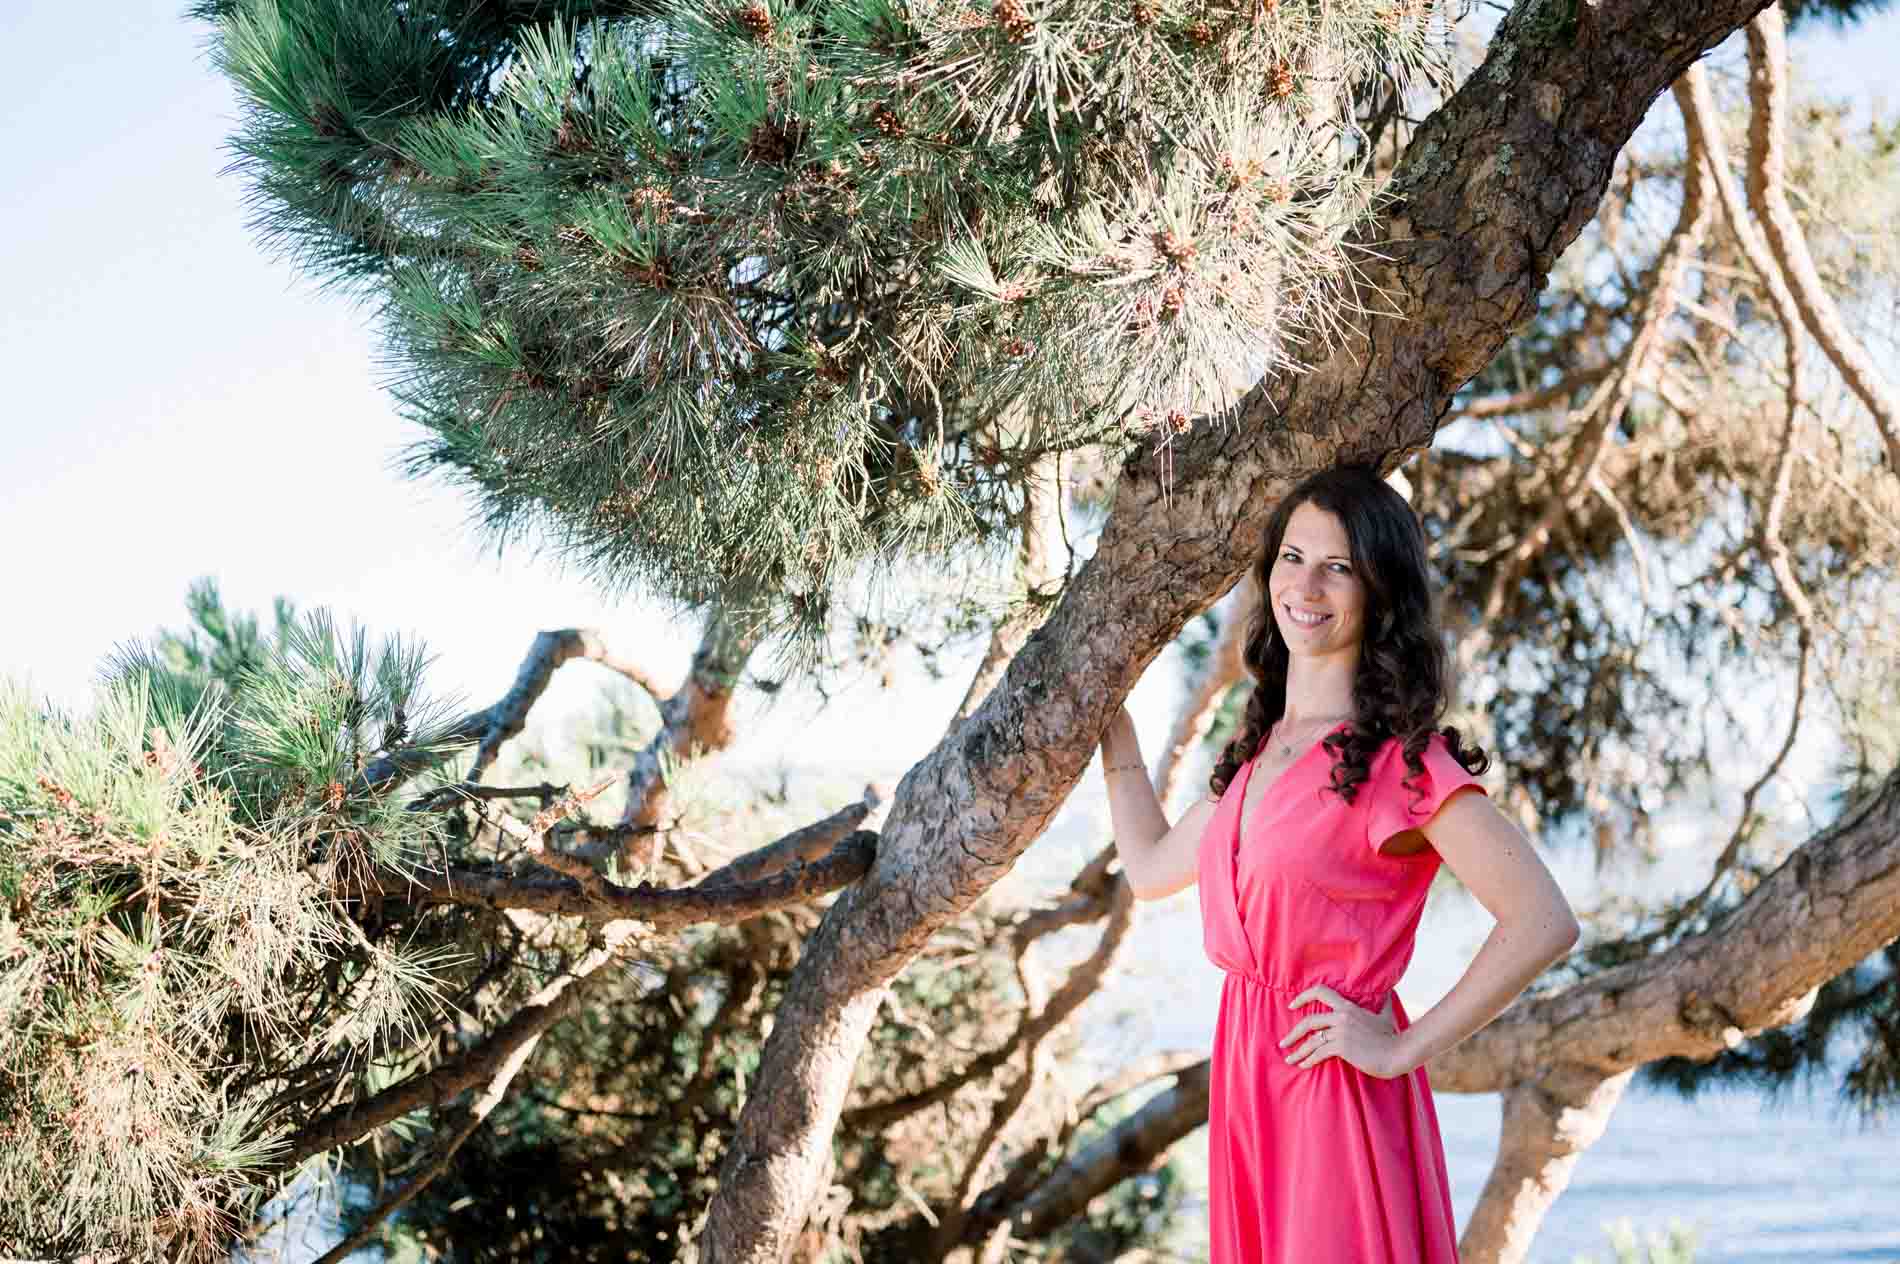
[1195,729,1483,1263]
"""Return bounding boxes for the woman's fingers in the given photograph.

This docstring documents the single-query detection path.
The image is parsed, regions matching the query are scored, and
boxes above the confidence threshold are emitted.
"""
[1286,1032,1333,1067]
[1277,1014,1332,1047]
[1288,984,1350,1013]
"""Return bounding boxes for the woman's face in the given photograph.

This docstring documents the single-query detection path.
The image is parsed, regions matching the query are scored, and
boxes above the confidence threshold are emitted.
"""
[1267,501,1367,662]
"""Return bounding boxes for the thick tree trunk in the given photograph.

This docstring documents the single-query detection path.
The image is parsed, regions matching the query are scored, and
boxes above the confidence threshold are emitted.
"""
[697,3,1778,1259]
[1456,1068,1633,1264]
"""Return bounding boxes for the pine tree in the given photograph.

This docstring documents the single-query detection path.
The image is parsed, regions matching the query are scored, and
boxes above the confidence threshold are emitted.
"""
[199,0,1449,650]
[0,600,469,1259]
[10,0,1897,1260]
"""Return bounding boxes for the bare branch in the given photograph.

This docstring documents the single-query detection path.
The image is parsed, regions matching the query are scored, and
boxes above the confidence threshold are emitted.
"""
[366,830,878,928]
[308,995,553,1264]
[1153,600,1248,814]
[617,605,763,857]
[1073,1050,1209,1123]
[1742,7,1900,473]
[1457,1068,1635,1264]
[1473,89,1713,637]
[699,785,886,888]
[933,881,1139,1250]
[970,1061,1212,1244]
[1448,366,1616,421]
[353,629,670,797]
[845,880,1134,1136]
[1432,766,1900,1096]
[408,781,567,811]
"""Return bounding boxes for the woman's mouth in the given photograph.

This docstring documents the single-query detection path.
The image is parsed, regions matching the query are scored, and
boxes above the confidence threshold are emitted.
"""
[1284,604,1332,629]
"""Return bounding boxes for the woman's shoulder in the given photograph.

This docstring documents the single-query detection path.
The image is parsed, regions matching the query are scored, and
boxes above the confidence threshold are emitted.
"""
[1363,729,1473,784]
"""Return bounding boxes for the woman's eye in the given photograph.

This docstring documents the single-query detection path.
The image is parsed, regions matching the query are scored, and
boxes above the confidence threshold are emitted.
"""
[1329,563,1352,575]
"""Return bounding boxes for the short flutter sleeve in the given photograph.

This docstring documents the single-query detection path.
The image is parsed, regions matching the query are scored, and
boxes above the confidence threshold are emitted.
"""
[1365,733,1486,853]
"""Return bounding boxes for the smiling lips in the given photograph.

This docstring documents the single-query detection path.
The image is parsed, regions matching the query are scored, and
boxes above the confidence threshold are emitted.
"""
[1283,604,1332,629]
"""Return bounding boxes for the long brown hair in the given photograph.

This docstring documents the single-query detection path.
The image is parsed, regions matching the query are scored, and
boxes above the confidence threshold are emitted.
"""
[1208,465,1487,803]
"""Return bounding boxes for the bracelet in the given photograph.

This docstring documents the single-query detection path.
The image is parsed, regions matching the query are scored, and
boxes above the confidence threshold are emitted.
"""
[1103,760,1147,776]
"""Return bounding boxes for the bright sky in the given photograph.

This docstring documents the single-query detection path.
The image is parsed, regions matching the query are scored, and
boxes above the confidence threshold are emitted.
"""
[2,1,1895,781]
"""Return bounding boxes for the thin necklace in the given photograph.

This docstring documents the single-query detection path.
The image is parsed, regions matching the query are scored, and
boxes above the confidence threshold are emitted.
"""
[1270,713,1351,758]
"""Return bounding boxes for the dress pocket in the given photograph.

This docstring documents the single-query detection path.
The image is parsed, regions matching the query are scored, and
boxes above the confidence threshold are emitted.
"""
[1300,875,1394,937]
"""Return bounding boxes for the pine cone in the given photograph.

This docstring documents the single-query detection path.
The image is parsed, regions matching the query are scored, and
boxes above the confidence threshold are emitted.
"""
[553,112,589,154]
[1267,60,1296,101]
[994,0,1035,43]
[738,1,772,36]
[871,104,906,138]
[1159,283,1185,319]
[515,243,543,273]
[745,117,806,165]
[626,184,672,222]
[1185,18,1215,46]
[1165,408,1191,435]
[1131,0,1158,25]
[1153,229,1197,266]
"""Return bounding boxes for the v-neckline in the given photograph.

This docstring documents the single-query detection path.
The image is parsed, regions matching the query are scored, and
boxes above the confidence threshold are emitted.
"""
[1233,722,1348,854]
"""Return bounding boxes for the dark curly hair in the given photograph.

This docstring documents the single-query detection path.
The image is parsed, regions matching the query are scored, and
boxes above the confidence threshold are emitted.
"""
[1208,464,1488,806]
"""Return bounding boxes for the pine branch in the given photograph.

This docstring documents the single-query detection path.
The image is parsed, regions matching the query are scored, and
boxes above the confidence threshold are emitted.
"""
[276,918,642,1172]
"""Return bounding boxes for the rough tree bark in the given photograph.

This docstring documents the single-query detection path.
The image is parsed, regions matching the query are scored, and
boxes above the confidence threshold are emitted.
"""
[697,3,1781,1259]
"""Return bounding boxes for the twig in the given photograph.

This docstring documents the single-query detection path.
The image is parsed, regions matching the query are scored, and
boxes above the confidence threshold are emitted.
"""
[309,1014,543,1264]
[408,781,567,812]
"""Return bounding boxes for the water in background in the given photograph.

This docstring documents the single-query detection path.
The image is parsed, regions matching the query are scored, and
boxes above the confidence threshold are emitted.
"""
[1436,1082,1900,1263]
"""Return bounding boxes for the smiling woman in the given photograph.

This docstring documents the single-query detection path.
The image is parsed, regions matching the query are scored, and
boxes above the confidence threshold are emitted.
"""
[1095,465,1580,1263]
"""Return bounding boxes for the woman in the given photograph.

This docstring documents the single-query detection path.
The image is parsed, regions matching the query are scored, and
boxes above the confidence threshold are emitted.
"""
[1097,465,1579,1263]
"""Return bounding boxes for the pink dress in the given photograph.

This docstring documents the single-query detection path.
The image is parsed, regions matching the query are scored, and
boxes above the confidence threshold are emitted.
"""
[1196,731,1484,1263]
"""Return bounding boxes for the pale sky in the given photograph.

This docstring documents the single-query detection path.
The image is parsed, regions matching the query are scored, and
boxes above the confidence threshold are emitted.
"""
[2,1,1894,783]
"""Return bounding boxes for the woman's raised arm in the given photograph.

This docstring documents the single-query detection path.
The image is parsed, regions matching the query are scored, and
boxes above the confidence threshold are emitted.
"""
[1099,706,1217,900]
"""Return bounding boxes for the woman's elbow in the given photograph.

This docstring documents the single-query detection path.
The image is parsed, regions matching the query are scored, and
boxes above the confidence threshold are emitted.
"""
[1546,907,1582,958]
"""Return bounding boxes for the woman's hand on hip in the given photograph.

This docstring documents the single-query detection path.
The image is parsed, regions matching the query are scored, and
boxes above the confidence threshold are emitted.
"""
[1278,985,1414,1079]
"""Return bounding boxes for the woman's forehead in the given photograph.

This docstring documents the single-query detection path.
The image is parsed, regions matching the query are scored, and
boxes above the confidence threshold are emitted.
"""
[1282,502,1350,553]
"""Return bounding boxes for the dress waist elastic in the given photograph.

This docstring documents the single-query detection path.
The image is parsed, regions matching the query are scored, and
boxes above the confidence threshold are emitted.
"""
[1220,971,1390,1011]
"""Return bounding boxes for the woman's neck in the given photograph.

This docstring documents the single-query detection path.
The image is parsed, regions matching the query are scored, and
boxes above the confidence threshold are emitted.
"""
[1281,654,1357,727]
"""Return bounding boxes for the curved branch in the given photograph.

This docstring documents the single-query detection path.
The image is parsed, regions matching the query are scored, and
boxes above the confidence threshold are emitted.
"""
[1742,7,1900,473]
[970,1060,1212,1244]
[1432,766,1900,1095]
[353,628,672,796]
[617,604,763,858]
[277,919,641,1171]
